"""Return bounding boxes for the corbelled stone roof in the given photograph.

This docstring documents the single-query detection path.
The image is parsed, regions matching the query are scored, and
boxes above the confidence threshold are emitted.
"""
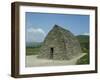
[38,25,82,60]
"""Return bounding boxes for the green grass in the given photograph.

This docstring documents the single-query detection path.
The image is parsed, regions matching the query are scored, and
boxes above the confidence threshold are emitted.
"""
[76,44,89,64]
[26,47,40,55]
[76,35,89,65]
[76,53,89,64]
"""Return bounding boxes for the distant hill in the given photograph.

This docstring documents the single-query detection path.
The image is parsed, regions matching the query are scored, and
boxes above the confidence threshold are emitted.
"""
[76,35,89,52]
[26,42,42,48]
[76,35,89,43]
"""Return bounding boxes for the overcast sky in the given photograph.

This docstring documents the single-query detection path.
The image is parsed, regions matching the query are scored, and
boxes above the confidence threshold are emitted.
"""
[25,12,89,42]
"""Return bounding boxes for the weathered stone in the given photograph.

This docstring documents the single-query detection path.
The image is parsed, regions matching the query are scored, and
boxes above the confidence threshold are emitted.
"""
[37,25,82,60]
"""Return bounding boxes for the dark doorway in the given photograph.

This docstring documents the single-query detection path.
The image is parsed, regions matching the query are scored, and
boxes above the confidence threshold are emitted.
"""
[50,48,54,59]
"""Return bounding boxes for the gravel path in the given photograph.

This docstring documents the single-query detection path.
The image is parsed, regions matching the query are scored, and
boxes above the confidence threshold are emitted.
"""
[26,53,86,67]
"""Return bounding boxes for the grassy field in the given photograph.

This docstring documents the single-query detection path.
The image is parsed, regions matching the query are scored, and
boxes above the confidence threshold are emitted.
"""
[76,47,89,64]
[26,47,40,55]
[76,53,89,64]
